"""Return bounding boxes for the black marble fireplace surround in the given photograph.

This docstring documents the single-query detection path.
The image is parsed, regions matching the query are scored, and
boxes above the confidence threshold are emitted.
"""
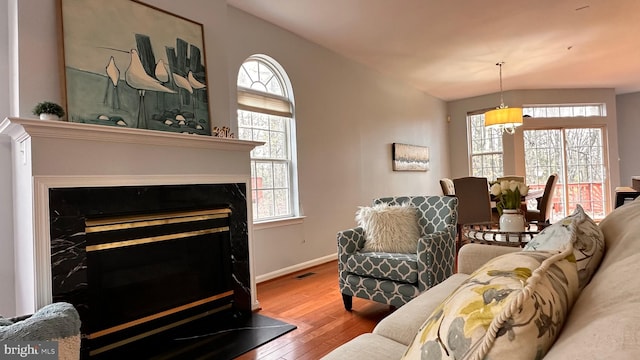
[48,183,252,357]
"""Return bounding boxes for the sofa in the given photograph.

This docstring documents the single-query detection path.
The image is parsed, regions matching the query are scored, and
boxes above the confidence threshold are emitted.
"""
[323,198,640,359]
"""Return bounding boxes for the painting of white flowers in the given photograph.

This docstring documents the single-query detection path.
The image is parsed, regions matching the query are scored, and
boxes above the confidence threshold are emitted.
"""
[392,143,430,171]
[60,0,210,135]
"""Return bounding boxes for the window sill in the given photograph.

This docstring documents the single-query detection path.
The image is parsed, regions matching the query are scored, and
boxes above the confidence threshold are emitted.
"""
[253,216,306,230]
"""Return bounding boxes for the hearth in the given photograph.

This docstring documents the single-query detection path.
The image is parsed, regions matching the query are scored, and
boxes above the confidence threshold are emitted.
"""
[48,183,252,357]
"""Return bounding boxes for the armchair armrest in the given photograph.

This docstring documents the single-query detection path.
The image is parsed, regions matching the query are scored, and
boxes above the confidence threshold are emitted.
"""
[456,243,520,275]
[337,227,365,281]
[417,224,457,291]
[337,226,365,255]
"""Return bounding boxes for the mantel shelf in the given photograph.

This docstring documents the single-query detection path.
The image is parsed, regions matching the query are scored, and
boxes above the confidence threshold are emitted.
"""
[0,117,263,151]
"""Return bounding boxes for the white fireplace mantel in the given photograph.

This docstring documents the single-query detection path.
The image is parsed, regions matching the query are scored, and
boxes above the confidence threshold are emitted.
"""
[0,117,260,152]
[0,117,262,315]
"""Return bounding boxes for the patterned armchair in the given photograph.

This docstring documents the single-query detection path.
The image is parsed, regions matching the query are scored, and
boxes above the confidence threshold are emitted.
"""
[337,196,458,310]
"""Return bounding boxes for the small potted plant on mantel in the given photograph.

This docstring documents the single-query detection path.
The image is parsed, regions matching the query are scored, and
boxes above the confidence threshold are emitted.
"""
[32,101,65,120]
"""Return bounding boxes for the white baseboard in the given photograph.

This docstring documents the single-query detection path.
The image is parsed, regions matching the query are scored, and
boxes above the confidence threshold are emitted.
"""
[255,253,337,284]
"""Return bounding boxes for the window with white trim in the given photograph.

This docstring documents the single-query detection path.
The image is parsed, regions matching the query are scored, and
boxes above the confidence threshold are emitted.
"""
[523,104,606,118]
[468,112,504,179]
[237,55,298,222]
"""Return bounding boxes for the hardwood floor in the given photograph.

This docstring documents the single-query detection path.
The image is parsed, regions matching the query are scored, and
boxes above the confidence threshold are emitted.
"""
[236,260,394,360]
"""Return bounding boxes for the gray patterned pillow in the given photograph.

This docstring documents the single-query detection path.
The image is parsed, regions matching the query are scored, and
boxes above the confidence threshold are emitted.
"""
[356,202,420,253]
[523,204,605,289]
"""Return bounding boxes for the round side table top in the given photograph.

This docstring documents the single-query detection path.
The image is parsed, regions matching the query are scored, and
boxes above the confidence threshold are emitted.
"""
[463,223,543,247]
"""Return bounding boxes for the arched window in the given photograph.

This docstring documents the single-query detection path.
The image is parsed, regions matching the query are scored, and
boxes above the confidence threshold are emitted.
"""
[237,55,298,222]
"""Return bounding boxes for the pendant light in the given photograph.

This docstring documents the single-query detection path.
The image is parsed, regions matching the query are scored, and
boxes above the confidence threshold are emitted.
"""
[484,62,522,134]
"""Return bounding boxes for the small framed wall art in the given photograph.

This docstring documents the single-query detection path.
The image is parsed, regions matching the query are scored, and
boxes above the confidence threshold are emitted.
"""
[392,143,430,171]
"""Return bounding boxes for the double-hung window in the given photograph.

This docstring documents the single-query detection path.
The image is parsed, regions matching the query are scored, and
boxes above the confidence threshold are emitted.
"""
[468,112,504,179]
[237,55,298,222]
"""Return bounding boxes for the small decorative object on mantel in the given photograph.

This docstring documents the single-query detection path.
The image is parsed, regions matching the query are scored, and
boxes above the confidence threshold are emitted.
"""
[490,179,529,232]
[32,101,65,120]
[212,126,235,138]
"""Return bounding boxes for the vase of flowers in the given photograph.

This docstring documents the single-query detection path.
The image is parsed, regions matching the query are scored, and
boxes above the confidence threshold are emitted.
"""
[490,180,529,232]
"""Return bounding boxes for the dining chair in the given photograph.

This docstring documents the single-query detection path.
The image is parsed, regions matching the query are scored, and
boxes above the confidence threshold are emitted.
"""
[439,178,455,196]
[452,176,494,250]
[525,173,558,224]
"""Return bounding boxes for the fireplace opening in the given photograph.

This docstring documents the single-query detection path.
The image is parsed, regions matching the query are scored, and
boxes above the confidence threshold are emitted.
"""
[84,209,233,355]
[48,183,252,358]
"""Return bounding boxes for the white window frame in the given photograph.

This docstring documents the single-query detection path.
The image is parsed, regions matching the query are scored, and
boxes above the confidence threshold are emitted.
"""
[237,55,299,223]
[523,103,607,118]
[467,112,504,179]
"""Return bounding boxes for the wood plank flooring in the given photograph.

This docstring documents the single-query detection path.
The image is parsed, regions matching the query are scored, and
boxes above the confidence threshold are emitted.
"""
[236,260,394,360]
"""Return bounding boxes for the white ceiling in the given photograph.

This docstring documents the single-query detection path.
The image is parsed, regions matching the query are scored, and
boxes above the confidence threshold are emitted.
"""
[227,0,640,101]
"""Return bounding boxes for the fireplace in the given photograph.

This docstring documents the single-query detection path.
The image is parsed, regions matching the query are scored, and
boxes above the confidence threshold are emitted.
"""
[0,118,262,358]
[49,183,251,356]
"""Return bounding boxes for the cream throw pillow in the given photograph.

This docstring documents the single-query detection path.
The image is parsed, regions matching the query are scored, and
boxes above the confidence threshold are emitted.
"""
[356,202,420,253]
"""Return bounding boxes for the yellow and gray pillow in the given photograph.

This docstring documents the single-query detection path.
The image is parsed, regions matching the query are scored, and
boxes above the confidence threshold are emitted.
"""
[402,248,579,360]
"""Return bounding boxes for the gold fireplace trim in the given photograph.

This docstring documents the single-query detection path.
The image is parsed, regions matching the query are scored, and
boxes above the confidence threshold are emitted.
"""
[87,290,234,341]
[85,208,232,233]
[85,227,229,252]
[88,303,234,356]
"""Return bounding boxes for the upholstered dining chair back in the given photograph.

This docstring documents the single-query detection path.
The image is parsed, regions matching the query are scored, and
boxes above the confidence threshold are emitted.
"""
[452,177,494,248]
[439,178,455,196]
[526,173,559,223]
[452,176,493,226]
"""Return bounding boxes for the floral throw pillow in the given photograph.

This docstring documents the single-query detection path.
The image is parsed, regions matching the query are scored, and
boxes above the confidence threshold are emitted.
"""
[356,202,420,253]
[523,204,605,289]
[402,248,579,360]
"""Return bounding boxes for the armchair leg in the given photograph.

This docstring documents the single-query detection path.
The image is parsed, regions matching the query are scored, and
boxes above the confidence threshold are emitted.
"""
[342,294,353,311]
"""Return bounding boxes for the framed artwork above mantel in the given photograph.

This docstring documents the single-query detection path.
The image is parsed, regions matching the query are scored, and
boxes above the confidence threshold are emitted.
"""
[59,0,211,135]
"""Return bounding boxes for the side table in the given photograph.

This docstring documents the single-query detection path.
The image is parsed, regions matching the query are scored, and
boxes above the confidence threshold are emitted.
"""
[463,223,542,248]
[615,186,640,208]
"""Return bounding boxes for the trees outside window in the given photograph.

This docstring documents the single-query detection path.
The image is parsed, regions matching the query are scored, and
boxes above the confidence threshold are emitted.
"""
[468,113,504,179]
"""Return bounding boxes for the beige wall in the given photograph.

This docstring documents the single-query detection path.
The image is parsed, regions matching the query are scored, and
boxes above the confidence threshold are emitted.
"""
[615,92,640,185]
[447,88,621,212]
[226,7,449,278]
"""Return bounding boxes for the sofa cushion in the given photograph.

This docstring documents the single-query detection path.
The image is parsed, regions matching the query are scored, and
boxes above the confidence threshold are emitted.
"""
[347,252,418,283]
[402,248,579,360]
[322,333,408,360]
[356,202,420,253]
[374,273,469,346]
[523,204,605,289]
